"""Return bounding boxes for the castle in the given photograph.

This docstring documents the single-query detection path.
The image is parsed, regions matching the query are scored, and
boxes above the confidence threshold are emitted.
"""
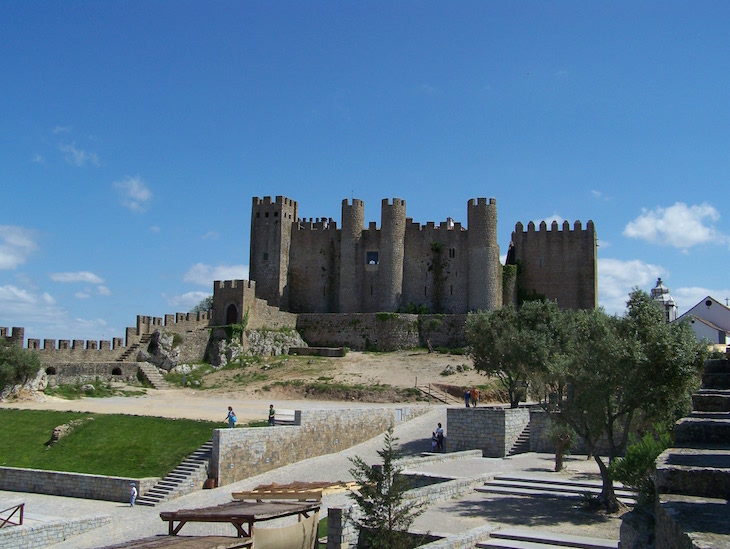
[215,195,597,320]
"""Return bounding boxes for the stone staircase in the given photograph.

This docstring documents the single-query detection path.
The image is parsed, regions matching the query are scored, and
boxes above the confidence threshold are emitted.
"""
[137,362,170,390]
[477,475,636,506]
[651,356,730,548]
[136,439,212,507]
[116,333,151,362]
[477,528,618,548]
[508,423,531,456]
[416,384,461,405]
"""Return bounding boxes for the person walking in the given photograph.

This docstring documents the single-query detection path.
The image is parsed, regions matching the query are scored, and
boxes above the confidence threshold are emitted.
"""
[226,406,237,428]
[464,389,471,408]
[436,422,444,451]
[268,404,276,426]
[471,387,480,407]
[130,483,137,507]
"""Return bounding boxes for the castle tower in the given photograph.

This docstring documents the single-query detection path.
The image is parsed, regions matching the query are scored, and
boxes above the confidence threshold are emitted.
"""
[339,198,365,312]
[249,196,298,309]
[511,219,597,310]
[378,198,406,311]
[467,198,502,311]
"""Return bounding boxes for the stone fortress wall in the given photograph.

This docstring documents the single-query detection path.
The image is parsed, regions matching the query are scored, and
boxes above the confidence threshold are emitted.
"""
[511,219,597,309]
[249,195,507,316]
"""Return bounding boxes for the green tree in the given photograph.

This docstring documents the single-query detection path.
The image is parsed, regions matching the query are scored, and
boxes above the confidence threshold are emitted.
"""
[552,290,706,512]
[466,300,567,408]
[190,295,213,313]
[0,340,41,391]
[348,425,425,548]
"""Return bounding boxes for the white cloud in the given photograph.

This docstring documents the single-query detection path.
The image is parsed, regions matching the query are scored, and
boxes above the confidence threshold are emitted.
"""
[183,263,250,286]
[31,153,45,164]
[598,258,664,315]
[75,291,91,299]
[50,271,104,284]
[540,214,565,227]
[201,231,219,240]
[53,126,71,134]
[672,286,730,316]
[97,285,111,296]
[0,226,38,270]
[114,176,152,213]
[623,202,727,249]
[150,226,161,233]
[0,283,111,342]
[58,142,100,167]
[163,291,211,310]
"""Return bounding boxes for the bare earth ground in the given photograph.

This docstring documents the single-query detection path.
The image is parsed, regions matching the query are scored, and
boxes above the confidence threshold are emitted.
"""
[1,349,496,422]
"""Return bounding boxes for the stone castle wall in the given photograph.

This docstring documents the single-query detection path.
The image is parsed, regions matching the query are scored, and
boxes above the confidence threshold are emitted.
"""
[446,406,530,457]
[43,362,140,387]
[511,220,597,310]
[296,313,468,351]
[249,195,506,316]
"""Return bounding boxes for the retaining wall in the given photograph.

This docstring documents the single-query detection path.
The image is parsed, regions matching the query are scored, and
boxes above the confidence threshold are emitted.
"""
[446,406,529,457]
[296,313,467,351]
[0,514,111,549]
[0,467,158,503]
[42,362,140,387]
[211,406,428,486]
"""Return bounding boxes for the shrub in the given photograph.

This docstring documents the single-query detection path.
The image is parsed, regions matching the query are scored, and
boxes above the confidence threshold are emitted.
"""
[0,341,41,391]
[610,428,672,507]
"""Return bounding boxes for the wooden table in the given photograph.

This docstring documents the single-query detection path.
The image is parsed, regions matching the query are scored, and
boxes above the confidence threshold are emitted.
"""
[159,500,320,539]
[101,535,253,548]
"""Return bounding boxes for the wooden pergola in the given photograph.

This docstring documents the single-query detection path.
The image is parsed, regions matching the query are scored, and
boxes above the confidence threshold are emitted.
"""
[158,500,320,540]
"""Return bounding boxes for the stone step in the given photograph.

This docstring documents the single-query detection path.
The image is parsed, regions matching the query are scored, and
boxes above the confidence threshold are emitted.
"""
[655,493,730,549]
[655,447,730,499]
[704,360,730,375]
[674,417,730,445]
[487,478,634,499]
[692,390,730,412]
[703,372,730,390]
[493,475,630,494]
[477,483,635,505]
[477,528,618,549]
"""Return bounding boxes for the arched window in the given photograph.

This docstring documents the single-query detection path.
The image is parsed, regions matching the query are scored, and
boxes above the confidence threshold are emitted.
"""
[45,367,56,375]
[226,304,238,325]
[112,367,122,376]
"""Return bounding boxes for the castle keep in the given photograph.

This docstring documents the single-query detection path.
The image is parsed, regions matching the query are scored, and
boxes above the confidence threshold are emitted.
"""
[240,195,596,318]
[248,196,503,315]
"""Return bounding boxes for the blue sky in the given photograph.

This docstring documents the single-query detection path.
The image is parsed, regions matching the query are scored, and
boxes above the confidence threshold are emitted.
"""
[2,2,729,343]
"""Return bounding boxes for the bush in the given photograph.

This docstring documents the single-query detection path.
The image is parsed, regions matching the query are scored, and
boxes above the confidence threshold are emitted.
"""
[610,428,672,507]
[0,341,41,391]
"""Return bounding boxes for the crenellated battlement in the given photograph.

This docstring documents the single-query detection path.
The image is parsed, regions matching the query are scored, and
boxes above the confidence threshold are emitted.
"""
[252,195,298,208]
[295,218,338,231]
[406,218,464,232]
[216,279,256,290]
[514,219,594,234]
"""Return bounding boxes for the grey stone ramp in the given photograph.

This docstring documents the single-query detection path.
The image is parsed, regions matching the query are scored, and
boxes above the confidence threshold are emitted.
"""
[478,528,618,549]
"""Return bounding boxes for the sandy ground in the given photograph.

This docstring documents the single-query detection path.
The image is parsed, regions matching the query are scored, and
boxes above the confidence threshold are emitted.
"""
[0,350,492,423]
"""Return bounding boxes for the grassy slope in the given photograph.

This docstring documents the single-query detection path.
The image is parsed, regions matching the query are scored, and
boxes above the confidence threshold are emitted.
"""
[0,409,219,478]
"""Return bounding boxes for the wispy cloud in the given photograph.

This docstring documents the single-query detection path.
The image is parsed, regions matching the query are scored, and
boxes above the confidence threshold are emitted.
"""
[114,175,152,213]
[0,226,38,270]
[201,231,219,240]
[50,271,104,284]
[31,153,45,164]
[623,202,727,249]
[598,257,664,315]
[163,291,211,310]
[53,126,71,134]
[183,263,249,286]
[58,142,100,167]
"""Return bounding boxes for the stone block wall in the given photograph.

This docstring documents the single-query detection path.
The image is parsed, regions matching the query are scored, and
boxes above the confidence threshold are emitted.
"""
[0,514,111,549]
[0,467,158,502]
[211,406,428,486]
[447,406,529,457]
[296,313,467,351]
[42,362,140,387]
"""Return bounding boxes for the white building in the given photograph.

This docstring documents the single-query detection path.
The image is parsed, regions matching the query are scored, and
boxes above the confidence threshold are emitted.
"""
[677,295,730,347]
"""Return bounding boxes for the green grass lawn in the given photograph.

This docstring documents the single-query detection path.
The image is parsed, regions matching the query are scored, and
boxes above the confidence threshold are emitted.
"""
[0,409,220,478]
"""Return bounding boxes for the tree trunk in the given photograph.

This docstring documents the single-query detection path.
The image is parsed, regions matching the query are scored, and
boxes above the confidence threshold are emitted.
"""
[554,434,570,472]
[594,455,619,512]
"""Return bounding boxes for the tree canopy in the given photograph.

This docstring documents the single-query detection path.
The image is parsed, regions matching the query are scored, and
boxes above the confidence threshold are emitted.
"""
[0,340,41,392]
[467,290,707,511]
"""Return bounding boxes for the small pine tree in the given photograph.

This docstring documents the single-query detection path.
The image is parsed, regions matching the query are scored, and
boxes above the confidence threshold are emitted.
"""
[348,425,425,548]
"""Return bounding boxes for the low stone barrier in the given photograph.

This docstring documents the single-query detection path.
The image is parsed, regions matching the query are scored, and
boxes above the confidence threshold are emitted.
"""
[0,467,158,503]
[211,406,429,486]
[0,514,111,549]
